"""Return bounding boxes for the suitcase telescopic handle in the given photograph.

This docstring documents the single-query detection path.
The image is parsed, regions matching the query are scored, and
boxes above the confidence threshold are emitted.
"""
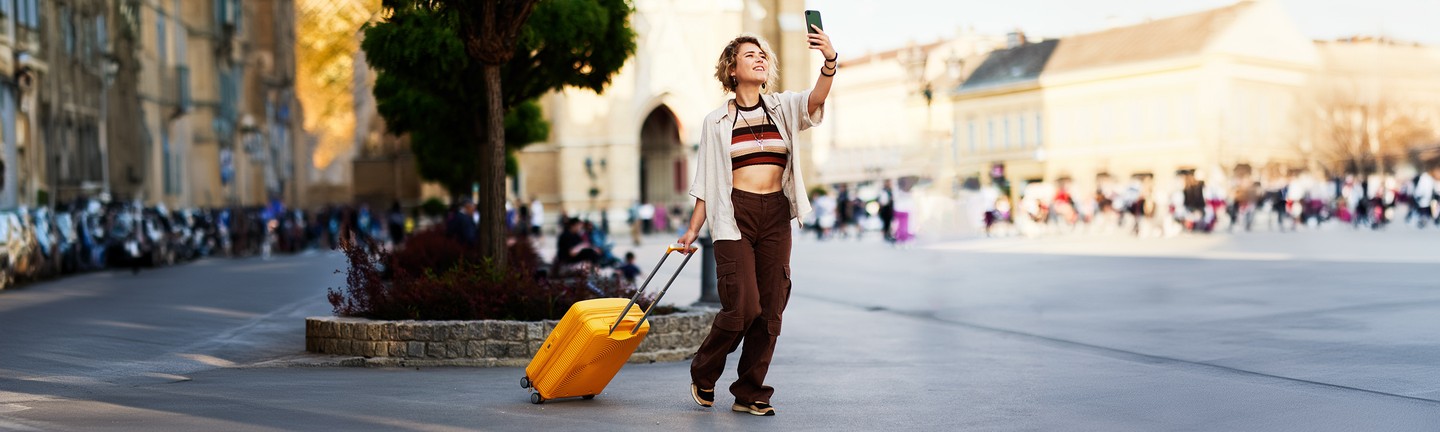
[608,244,698,336]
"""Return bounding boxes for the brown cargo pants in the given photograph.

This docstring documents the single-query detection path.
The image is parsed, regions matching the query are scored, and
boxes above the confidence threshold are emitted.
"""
[690,189,793,404]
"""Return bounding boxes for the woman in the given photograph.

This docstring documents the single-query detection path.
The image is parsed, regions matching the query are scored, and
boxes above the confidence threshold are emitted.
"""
[676,25,835,417]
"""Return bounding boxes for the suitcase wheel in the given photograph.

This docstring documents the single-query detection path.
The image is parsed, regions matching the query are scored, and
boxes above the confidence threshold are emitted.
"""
[530,393,544,404]
[521,376,531,389]
[582,395,596,400]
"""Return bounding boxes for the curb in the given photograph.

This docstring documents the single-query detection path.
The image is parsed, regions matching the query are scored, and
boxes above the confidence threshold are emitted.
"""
[301,308,717,367]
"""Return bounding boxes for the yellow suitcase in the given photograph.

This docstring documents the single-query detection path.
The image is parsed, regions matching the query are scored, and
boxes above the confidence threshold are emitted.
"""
[522,245,698,404]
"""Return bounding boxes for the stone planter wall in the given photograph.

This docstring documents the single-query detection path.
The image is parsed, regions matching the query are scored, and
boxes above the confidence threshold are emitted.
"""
[305,309,717,366]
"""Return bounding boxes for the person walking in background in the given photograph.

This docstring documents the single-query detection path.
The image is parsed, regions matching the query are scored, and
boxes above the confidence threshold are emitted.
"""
[1230,180,1258,232]
[1427,167,1440,227]
[878,179,896,243]
[639,202,656,235]
[387,201,406,245]
[835,183,854,238]
[529,198,545,239]
[653,204,669,234]
[445,200,478,247]
[629,201,643,246]
[677,26,835,417]
[1414,170,1434,228]
[893,179,915,244]
[514,200,531,237]
[812,187,836,240]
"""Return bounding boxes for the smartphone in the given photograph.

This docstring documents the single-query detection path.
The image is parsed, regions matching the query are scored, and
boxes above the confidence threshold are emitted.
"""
[804,10,823,35]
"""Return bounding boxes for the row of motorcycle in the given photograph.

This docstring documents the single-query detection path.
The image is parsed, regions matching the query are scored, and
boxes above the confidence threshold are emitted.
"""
[0,202,296,287]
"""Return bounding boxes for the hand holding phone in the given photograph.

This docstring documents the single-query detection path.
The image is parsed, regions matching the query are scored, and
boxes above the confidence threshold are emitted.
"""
[804,10,835,60]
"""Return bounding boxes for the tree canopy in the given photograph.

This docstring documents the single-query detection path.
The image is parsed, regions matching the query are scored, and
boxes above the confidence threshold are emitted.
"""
[362,0,636,197]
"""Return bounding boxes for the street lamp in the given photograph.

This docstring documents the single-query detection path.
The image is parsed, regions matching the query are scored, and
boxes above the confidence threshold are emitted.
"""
[99,55,119,201]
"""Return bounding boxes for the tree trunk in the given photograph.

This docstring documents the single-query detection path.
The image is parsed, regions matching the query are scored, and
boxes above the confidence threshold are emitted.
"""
[478,64,507,267]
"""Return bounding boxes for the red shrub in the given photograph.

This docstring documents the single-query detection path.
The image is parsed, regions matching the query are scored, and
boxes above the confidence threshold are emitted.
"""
[326,228,663,321]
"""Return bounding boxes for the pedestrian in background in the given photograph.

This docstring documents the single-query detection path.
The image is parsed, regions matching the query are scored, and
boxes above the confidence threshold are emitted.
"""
[653,203,669,234]
[835,183,854,238]
[812,187,836,240]
[1414,170,1434,228]
[530,198,545,239]
[677,25,835,417]
[639,202,655,234]
[388,201,406,245]
[893,179,914,244]
[445,200,478,247]
[878,179,895,243]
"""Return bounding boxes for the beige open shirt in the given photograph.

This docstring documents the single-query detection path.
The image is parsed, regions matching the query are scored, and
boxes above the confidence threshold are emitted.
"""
[688,89,824,241]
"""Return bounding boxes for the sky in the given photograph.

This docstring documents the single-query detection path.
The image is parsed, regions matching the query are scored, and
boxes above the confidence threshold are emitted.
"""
[806,0,1440,55]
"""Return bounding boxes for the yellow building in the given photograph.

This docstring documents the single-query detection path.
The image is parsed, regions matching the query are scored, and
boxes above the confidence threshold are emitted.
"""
[131,0,305,208]
[952,0,1322,209]
[808,31,1003,186]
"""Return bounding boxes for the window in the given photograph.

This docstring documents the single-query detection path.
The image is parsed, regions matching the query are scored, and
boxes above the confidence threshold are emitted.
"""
[950,123,960,162]
[1155,98,1167,137]
[174,10,187,66]
[968,119,977,153]
[216,0,241,29]
[1019,114,1028,148]
[156,10,167,66]
[0,0,11,38]
[1003,116,1011,149]
[96,15,106,54]
[987,118,996,151]
[23,0,37,28]
[1179,95,1196,135]
[61,5,74,54]
[1131,103,1142,139]
[177,65,191,110]
[1035,113,1044,147]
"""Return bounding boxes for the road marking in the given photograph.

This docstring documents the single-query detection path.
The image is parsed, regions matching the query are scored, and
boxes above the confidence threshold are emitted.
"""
[0,404,30,413]
[0,417,43,431]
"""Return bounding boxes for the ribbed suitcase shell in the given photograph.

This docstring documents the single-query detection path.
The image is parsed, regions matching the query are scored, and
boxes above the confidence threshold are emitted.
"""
[525,298,651,401]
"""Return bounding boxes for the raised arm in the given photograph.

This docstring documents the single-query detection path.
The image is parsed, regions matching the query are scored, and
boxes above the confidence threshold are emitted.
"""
[806,25,837,117]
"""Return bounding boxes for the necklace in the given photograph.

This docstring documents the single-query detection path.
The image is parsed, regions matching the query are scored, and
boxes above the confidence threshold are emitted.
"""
[737,100,766,150]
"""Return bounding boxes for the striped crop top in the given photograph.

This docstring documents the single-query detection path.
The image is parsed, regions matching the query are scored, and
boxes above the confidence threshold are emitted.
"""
[730,100,788,170]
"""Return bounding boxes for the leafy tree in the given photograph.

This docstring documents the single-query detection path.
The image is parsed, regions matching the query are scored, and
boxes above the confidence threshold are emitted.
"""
[364,0,635,263]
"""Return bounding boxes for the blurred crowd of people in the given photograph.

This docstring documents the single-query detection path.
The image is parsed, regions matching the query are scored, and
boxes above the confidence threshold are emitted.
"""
[974,168,1440,237]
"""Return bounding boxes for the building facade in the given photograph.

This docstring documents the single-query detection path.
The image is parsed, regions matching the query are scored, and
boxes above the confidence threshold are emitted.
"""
[0,0,308,211]
[135,0,304,209]
[807,30,1005,187]
[949,1,1324,210]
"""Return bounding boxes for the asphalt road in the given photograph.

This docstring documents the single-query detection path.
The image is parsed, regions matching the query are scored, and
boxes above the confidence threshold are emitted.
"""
[2,228,1439,431]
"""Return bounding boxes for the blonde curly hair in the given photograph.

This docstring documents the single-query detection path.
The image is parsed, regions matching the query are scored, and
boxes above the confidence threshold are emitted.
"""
[714,33,780,94]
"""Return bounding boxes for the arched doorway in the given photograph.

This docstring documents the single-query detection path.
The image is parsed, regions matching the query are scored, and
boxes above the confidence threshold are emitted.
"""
[639,106,686,211]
